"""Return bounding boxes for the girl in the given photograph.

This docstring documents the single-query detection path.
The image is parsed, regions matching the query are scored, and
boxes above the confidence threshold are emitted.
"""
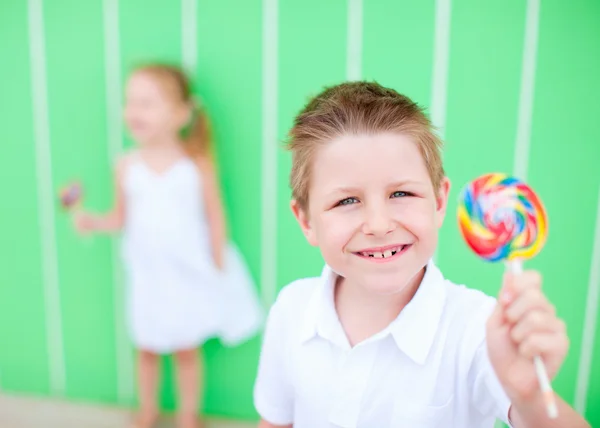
[75,64,263,428]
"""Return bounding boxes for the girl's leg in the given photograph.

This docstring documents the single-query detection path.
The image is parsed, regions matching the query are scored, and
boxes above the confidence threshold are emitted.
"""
[134,349,160,427]
[174,347,204,428]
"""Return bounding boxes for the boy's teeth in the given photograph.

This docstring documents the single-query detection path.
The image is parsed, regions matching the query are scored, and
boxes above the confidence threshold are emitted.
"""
[359,246,409,258]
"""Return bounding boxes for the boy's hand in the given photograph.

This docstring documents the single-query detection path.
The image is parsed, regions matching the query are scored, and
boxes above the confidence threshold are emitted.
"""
[486,270,569,403]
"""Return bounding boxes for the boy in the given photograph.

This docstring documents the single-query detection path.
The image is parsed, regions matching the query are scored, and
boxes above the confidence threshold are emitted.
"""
[254,82,589,427]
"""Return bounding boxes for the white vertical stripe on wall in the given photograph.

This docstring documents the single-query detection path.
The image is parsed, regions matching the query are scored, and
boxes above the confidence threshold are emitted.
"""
[346,0,363,81]
[103,0,134,404]
[182,0,197,75]
[513,0,540,180]
[27,0,66,396]
[430,0,452,264]
[261,0,278,306]
[429,0,452,138]
[575,184,600,413]
[104,0,123,164]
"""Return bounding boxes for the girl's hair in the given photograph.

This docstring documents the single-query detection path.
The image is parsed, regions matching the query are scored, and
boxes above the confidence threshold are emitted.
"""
[287,81,445,209]
[135,63,212,157]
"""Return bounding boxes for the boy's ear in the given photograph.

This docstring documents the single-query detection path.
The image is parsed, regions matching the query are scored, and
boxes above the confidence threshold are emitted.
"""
[435,177,451,228]
[290,199,318,246]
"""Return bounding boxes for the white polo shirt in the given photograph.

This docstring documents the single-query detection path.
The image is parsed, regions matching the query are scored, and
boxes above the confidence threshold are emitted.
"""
[253,261,513,428]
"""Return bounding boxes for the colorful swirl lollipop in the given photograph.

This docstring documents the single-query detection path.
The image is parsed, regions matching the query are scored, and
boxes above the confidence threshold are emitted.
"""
[457,172,548,263]
[457,172,557,419]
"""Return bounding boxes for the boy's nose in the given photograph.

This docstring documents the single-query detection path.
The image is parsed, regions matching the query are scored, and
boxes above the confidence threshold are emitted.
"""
[362,205,395,237]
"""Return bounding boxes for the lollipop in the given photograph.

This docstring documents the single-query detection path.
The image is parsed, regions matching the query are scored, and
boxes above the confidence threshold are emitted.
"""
[59,181,83,212]
[458,172,557,418]
[458,172,548,266]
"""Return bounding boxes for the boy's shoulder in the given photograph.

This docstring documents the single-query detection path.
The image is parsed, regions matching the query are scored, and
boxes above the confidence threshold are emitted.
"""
[274,275,323,309]
[444,279,497,311]
[439,275,499,342]
[266,274,325,331]
[427,262,498,321]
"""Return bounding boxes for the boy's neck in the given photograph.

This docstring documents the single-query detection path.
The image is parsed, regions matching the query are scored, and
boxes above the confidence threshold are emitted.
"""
[334,268,425,347]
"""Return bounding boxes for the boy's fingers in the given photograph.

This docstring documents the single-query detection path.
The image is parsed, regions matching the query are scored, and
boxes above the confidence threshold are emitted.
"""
[510,311,564,343]
[502,270,542,296]
[518,332,569,360]
[504,288,554,323]
[487,300,505,330]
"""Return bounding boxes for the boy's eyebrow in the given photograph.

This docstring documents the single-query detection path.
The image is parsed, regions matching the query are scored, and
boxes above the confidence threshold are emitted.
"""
[322,187,360,201]
[388,180,427,187]
[327,180,427,196]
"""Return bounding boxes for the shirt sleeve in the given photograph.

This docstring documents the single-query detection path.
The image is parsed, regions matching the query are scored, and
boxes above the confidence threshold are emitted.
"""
[470,340,513,426]
[467,298,513,426]
[253,290,294,425]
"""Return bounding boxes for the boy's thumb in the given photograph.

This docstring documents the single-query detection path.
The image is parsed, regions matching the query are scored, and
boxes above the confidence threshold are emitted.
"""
[487,298,505,331]
[488,272,516,330]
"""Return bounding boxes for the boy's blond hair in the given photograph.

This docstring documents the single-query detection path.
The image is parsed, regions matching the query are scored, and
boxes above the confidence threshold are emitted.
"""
[287,82,445,209]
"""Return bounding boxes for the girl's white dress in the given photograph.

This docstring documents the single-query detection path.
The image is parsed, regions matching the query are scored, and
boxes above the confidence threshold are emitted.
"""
[120,155,263,353]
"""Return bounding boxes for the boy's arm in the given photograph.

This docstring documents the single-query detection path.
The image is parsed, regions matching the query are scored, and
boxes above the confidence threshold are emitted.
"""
[253,288,295,426]
[510,395,590,428]
[486,271,590,427]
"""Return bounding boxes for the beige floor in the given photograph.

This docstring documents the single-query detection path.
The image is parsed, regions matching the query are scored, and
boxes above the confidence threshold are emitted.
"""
[0,394,255,428]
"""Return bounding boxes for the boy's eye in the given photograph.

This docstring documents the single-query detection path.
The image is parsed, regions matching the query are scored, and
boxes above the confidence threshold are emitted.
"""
[391,191,410,198]
[337,197,359,206]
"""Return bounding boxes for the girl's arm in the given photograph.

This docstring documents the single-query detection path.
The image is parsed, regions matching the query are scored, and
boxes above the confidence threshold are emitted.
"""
[258,419,292,428]
[74,156,127,234]
[196,155,226,270]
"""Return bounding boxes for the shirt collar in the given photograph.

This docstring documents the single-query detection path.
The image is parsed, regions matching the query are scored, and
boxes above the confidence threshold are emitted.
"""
[298,260,447,364]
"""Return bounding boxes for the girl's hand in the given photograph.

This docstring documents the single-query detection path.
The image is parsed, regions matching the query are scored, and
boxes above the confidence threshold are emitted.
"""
[73,211,98,234]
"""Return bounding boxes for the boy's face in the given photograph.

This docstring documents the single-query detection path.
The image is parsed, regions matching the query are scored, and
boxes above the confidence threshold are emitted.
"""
[292,132,450,295]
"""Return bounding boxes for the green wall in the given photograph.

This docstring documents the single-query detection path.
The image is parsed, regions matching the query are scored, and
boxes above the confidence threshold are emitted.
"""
[1,0,599,424]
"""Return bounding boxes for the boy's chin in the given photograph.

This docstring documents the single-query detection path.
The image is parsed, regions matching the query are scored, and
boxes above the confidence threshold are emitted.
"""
[364,280,412,296]
[351,271,413,296]
[352,265,425,297]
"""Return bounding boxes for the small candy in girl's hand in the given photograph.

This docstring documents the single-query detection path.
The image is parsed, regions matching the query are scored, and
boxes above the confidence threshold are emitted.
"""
[59,182,83,211]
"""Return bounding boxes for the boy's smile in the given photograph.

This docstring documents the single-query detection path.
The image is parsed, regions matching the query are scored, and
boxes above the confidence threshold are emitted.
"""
[352,243,413,263]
